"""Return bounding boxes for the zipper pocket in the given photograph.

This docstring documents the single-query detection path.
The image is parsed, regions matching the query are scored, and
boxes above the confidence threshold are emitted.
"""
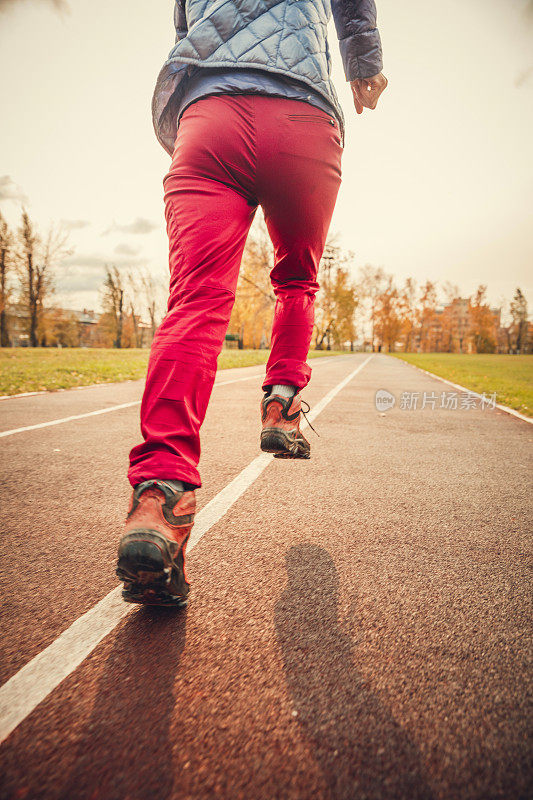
[286,113,336,126]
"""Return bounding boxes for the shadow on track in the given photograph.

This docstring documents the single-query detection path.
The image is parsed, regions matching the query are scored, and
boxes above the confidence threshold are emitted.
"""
[58,606,188,800]
[274,544,434,800]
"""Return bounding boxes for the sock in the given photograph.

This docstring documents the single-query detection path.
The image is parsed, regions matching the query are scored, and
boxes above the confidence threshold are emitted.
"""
[271,384,297,399]
[136,479,191,495]
[160,479,185,494]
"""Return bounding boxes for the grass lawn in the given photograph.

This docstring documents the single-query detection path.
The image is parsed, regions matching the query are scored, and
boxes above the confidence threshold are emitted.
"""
[392,353,533,417]
[0,348,348,397]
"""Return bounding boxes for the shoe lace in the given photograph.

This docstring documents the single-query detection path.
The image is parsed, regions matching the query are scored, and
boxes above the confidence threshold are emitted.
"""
[300,400,319,437]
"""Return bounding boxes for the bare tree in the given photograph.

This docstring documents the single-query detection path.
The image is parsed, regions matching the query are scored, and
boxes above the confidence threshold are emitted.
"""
[102,265,125,348]
[510,288,529,354]
[127,271,144,348]
[140,268,165,338]
[17,210,39,347]
[442,281,460,304]
[0,212,13,346]
[16,209,70,347]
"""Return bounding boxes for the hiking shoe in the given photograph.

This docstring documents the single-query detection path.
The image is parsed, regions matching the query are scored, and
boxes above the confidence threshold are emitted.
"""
[116,479,196,607]
[260,390,311,459]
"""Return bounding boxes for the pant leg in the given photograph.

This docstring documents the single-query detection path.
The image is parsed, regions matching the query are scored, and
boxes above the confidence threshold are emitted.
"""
[128,95,258,489]
[254,98,343,391]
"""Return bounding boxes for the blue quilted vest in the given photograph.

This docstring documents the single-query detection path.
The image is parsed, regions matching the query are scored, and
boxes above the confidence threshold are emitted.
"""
[153,0,345,155]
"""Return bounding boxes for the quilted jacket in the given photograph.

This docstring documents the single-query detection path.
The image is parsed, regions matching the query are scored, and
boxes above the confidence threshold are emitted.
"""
[153,0,383,155]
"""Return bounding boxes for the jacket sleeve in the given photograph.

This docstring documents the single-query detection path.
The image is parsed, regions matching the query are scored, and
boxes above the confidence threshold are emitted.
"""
[174,0,188,43]
[330,0,383,81]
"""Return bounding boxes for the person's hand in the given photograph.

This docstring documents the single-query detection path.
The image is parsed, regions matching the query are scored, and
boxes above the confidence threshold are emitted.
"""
[350,73,388,114]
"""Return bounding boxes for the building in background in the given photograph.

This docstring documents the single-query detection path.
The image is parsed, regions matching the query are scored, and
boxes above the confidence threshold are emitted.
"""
[77,309,100,347]
[4,303,30,347]
[385,298,525,354]
[3,304,153,348]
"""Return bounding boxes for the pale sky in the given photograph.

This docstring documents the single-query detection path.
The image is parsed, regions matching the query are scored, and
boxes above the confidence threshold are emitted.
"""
[0,0,532,314]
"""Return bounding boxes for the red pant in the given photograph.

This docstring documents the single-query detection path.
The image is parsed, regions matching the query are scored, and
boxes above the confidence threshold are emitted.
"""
[129,94,343,488]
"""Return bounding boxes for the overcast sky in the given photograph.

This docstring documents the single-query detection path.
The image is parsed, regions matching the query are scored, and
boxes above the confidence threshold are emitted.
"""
[0,0,531,313]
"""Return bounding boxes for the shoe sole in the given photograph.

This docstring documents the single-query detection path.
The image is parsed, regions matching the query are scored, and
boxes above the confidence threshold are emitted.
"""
[260,429,310,459]
[116,531,189,608]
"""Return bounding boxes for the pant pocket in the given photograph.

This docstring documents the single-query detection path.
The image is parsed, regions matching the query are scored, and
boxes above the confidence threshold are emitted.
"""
[286,113,337,128]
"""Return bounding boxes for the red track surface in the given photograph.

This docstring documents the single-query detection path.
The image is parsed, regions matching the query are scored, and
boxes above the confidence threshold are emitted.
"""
[0,355,531,800]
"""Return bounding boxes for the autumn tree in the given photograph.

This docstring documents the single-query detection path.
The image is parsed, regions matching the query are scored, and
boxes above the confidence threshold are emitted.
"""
[229,214,275,349]
[398,278,417,352]
[40,307,80,347]
[0,212,13,347]
[313,241,358,350]
[469,285,497,353]
[417,281,438,352]
[374,276,402,352]
[330,267,359,349]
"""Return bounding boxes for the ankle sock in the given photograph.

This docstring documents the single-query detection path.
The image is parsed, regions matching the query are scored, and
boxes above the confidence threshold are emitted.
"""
[136,479,194,495]
[271,384,297,399]
[161,479,185,494]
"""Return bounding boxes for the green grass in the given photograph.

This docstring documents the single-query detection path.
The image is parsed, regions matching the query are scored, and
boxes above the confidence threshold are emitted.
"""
[392,353,533,417]
[0,348,347,396]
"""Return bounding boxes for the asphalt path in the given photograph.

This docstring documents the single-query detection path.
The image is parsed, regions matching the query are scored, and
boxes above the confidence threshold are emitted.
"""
[0,354,531,800]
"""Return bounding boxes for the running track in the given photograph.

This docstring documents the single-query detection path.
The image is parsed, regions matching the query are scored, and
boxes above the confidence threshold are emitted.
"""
[0,354,531,800]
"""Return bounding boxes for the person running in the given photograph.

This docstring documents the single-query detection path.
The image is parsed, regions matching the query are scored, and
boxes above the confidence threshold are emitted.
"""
[116,0,387,605]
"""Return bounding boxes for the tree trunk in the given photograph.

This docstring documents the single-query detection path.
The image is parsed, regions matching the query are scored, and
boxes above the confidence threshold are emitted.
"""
[115,289,124,348]
[30,301,38,347]
[0,309,8,347]
[0,251,8,347]
[27,253,38,347]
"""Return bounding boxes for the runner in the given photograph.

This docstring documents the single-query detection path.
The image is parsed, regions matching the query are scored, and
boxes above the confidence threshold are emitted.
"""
[116,0,387,605]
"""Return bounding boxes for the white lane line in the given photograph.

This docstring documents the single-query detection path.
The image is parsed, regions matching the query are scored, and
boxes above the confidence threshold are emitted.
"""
[215,373,262,387]
[0,355,372,744]
[394,356,532,425]
[0,402,142,439]
[0,379,139,402]
[0,355,346,402]
[0,375,262,440]
[0,389,47,401]
[0,356,349,439]
[189,354,372,550]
